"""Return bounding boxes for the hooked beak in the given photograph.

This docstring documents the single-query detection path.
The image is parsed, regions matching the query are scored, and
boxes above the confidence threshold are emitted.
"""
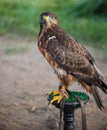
[43,16,49,22]
[40,15,49,25]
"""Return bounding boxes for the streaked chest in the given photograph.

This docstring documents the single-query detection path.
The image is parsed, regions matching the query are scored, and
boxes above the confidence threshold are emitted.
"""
[38,43,66,78]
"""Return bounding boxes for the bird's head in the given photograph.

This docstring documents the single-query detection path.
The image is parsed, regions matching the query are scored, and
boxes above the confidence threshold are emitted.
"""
[40,12,59,28]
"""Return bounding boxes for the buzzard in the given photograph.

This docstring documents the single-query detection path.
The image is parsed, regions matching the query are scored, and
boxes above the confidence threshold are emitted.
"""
[38,12,107,110]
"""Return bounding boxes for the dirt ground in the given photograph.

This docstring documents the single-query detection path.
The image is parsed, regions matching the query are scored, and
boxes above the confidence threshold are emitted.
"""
[0,35,107,130]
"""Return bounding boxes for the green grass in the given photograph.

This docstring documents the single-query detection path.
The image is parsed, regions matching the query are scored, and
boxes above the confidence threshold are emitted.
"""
[0,0,107,51]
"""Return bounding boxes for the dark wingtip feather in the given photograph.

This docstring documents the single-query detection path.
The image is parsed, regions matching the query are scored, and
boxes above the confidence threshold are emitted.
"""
[91,86,104,110]
[101,81,107,93]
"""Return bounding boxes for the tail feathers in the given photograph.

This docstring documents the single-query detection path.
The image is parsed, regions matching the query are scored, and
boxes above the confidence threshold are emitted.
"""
[91,86,104,110]
[100,81,107,93]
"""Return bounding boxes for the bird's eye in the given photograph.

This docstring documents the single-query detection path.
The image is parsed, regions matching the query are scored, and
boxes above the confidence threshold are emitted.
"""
[49,16,54,20]
[51,16,54,19]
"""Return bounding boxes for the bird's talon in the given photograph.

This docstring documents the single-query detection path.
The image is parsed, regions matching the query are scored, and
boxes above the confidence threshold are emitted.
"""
[47,90,67,104]
[50,94,63,104]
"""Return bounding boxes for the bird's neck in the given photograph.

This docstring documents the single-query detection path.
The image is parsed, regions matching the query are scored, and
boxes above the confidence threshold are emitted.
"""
[39,25,55,39]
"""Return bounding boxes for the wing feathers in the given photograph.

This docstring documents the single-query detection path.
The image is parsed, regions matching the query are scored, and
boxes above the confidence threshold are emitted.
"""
[91,86,104,110]
[99,80,107,93]
[93,62,103,80]
[47,38,96,86]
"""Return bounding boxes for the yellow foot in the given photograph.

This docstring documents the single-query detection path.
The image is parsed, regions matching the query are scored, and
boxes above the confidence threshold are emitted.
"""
[48,90,63,103]
[47,86,69,104]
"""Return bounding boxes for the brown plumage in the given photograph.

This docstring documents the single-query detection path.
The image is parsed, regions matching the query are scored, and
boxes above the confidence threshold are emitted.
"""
[38,12,107,110]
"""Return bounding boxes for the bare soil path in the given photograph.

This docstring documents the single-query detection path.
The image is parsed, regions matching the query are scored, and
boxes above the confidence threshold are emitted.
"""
[0,35,107,130]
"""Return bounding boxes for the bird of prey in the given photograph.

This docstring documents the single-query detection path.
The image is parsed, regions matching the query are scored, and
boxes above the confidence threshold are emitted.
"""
[38,12,107,110]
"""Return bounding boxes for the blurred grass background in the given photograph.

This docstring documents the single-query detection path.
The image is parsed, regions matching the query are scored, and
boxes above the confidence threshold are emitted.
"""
[0,0,107,51]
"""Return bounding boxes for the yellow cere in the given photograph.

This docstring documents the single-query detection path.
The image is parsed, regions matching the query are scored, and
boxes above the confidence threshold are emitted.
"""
[44,16,49,22]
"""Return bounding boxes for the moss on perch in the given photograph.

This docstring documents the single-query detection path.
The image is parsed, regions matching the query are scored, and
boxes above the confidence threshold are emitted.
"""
[65,91,89,103]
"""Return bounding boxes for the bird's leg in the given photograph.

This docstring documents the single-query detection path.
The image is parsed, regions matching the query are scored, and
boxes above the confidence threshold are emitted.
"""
[59,84,69,98]
[48,84,69,104]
